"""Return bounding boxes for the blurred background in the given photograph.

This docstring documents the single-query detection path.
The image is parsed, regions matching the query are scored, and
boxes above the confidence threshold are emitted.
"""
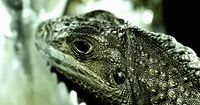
[64,0,165,32]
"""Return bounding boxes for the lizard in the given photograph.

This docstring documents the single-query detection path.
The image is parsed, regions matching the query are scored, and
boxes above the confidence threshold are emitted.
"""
[35,10,200,105]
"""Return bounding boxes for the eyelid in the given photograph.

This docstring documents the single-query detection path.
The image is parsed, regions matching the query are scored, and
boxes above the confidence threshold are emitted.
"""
[72,38,94,55]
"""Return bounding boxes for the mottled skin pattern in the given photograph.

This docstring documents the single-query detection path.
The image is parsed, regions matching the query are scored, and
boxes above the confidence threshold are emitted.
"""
[35,10,200,105]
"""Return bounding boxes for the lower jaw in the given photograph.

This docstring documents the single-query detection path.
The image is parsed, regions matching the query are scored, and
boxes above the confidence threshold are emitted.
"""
[50,66,105,105]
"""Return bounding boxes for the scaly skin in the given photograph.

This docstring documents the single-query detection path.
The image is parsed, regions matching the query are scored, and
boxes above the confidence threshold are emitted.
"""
[35,10,200,105]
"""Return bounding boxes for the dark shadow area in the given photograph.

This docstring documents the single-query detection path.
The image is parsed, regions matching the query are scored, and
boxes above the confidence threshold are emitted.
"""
[163,0,199,56]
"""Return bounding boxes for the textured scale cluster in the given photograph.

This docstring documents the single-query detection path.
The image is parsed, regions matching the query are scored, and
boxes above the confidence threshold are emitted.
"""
[129,27,200,104]
[35,10,200,105]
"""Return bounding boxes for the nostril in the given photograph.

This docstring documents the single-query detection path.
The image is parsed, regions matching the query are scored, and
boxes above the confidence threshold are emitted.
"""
[36,22,51,41]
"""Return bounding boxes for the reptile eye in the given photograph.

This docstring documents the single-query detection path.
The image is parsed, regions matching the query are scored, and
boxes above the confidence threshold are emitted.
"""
[113,70,126,85]
[72,40,93,55]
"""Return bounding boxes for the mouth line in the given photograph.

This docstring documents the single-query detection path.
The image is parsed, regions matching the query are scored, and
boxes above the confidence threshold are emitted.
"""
[35,40,106,84]
[36,40,102,104]
[35,40,117,104]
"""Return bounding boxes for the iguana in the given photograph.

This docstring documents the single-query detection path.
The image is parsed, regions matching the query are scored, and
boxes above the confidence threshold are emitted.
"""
[35,10,200,105]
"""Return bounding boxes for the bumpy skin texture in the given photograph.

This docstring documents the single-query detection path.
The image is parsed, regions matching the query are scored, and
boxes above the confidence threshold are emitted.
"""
[35,10,200,105]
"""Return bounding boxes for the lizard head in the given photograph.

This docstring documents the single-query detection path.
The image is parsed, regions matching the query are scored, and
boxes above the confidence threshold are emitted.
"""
[35,10,133,104]
[35,10,200,105]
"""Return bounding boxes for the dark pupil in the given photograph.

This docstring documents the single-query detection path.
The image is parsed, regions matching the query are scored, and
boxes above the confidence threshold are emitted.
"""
[73,40,90,54]
[113,71,126,85]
